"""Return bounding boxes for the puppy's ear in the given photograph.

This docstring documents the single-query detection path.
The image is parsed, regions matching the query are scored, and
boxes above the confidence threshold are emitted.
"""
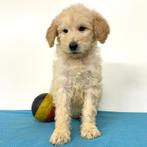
[46,20,58,47]
[93,11,110,43]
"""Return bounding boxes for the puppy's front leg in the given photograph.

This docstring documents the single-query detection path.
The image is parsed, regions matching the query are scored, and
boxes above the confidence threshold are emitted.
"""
[81,87,101,139]
[50,89,71,145]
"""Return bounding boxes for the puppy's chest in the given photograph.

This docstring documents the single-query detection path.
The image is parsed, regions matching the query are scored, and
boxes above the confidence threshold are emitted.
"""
[63,66,99,89]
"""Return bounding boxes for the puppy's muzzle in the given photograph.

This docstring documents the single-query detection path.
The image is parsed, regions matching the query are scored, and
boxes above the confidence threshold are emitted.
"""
[69,41,78,54]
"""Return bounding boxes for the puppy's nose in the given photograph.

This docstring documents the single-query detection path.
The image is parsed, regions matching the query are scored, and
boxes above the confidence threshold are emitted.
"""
[69,41,78,51]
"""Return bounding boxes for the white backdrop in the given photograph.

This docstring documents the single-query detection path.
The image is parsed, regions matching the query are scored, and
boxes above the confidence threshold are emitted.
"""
[0,0,147,111]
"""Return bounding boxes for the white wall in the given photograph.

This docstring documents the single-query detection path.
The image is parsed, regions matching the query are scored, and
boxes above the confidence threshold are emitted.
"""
[0,0,147,111]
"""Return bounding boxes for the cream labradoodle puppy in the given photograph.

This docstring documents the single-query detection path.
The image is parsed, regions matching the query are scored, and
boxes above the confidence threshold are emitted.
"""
[46,4,110,145]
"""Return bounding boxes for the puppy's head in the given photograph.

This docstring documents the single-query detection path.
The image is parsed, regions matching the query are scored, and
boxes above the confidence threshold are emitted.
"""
[46,4,110,58]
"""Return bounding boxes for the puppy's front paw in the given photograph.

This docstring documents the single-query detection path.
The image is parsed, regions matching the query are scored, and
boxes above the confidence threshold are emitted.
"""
[50,128,70,145]
[81,124,101,139]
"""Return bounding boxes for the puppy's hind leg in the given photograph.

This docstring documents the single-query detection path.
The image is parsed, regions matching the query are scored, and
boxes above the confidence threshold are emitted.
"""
[81,86,102,139]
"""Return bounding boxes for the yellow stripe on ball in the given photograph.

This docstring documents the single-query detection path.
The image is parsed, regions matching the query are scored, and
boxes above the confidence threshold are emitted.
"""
[35,94,54,121]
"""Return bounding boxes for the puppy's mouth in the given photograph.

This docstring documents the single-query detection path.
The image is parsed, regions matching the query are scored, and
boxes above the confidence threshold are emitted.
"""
[70,51,80,55]
[68,51,86,59]
[69,50,83,56]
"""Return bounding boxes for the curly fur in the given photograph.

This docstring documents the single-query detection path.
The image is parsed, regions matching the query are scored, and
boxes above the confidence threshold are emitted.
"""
[46,4,110,145]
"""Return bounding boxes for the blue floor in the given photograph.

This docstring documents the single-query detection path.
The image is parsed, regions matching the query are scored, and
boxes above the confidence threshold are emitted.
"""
[0,110,147,147]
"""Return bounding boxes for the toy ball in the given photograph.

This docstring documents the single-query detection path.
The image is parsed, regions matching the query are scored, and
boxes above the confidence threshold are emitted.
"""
[31,93,55,122]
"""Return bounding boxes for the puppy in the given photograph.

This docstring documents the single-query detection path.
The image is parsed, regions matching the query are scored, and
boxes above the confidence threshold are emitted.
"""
[46,4,110,145]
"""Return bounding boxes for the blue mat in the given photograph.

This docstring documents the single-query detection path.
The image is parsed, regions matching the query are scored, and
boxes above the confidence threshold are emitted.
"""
[0,110,147,147]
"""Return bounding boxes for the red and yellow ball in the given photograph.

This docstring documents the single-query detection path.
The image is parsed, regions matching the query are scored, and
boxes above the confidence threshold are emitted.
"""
[31,93,55,122]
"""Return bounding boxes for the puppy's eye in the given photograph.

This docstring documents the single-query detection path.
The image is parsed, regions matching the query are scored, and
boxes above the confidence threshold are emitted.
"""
[78,26,86,32]
[63,29,68,33]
